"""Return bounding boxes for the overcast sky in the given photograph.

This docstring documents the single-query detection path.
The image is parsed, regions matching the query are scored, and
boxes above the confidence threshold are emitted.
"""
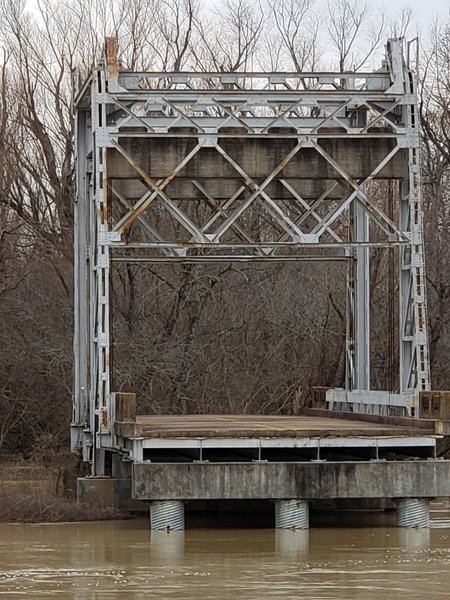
[25,0,450,23]
[405,0,448,24]
[24,0,450,33]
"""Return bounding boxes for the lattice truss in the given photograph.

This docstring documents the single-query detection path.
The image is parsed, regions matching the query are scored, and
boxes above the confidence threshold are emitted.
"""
[92,55,411,262]
[73,38,430,466]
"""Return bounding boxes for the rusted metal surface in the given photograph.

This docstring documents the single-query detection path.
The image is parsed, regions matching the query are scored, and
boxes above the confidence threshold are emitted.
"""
[104,37,119,79]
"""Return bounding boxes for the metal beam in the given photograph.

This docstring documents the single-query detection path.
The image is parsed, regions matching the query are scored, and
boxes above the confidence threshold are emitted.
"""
[74,38,432,476]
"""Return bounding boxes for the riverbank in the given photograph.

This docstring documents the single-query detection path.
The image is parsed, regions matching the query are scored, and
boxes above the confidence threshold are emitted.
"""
[0,489,123,523]
[0,457,124,523]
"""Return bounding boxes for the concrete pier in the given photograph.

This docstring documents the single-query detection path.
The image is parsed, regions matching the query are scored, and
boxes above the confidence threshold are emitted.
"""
[77,458,450,529]
[76,412,450,529]
[133,461,450,501]
[128,460,450,530]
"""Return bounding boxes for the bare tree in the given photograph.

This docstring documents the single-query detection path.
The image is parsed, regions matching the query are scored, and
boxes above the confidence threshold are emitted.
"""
[192,0,265,71]
[115,0,158,70]
[2,0,449,456]
[140,0,199,71]
[418,22,450,385]
[326,0,385,72]
[265,0,321,73]
[388,6,415,39]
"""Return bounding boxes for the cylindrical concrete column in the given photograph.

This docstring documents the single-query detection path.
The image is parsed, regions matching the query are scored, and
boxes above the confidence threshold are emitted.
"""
[397,498,429,528]
[150,500,185,531]
[275,499,309,529]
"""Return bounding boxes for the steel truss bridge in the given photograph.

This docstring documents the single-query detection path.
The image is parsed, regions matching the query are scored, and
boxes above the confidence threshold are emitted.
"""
[73,38,430,475]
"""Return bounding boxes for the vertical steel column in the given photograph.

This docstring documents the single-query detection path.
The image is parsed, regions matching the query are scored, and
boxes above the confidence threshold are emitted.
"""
[91,63,112,476]
[399,179,413,392]
[354,200,371,390]
[72,108,89,453]
[345,249,355,391]
[399,69,430,394]
[346,199,370,392]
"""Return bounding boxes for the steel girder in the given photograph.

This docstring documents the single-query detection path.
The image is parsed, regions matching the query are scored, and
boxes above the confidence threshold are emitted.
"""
[72,38,430,472]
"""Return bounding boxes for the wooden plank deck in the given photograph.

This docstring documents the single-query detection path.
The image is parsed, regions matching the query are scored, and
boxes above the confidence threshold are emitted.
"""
[129,414,434,439]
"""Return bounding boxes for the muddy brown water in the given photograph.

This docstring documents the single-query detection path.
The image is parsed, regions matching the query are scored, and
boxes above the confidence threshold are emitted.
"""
[1,521,450,599]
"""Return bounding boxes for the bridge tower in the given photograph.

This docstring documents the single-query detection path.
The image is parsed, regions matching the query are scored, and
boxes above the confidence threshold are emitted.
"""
[73,38,430,474]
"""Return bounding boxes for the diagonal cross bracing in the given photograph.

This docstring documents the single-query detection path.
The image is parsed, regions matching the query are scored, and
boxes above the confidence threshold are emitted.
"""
[213,142,304,240]
[310,141,407,241]
[109,186,175,257]
[191,181,266,255]
[112,141,202,234]
[72,37,431,476]
[279,180,343,242]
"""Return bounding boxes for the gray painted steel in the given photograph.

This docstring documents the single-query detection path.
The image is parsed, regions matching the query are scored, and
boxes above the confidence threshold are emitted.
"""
[132,460,450,501]
[138,435,436,451]
[73,37,431,475]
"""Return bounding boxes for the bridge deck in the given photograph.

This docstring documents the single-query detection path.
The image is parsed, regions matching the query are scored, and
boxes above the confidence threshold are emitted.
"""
[117,414,438,462]
[131,414,433,438]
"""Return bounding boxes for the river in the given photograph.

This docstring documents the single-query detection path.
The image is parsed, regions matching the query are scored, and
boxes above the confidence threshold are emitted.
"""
[1,521,450,598]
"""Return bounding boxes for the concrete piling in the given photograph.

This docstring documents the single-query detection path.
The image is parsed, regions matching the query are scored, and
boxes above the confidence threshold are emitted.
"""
[275,499,309,530]
[397,498,430,528]
[150,500,185,531]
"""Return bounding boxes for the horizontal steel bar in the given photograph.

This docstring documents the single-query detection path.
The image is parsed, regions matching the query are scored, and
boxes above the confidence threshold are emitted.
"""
[120,70,391,79]
[376,437,434,447]
[108,92,403,104]
[108,241,408,249]
[139,436,436,450]
[108,99,401,111]
[141,439,202,450]
[118,87,394,96]
[110,132,404,140]
[110,256,349,263]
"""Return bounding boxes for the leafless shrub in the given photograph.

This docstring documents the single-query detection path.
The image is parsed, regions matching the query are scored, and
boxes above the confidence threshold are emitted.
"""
[0,490,123,523]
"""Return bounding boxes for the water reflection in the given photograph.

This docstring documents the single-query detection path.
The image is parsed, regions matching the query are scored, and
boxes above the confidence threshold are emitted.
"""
[150,530,185,563]
[1,522,450,599]
[275,529,309,558]
[397,527,430,552]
